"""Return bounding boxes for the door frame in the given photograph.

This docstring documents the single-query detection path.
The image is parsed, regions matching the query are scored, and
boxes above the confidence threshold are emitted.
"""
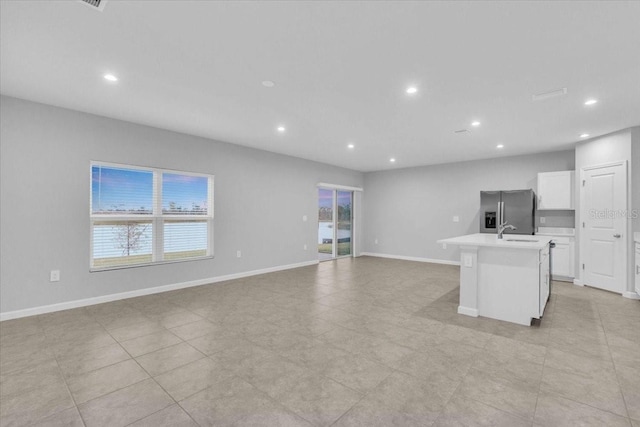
[579,160,628,294]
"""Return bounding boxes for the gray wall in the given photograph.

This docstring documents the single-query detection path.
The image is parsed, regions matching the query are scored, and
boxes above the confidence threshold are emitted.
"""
[575,127,637,294]
[0,96,364,314]
[362,151,576,262]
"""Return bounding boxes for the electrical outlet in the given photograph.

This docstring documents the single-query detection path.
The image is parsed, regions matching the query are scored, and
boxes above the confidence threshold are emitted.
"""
[50,270,60,282]
[303,244,308,250]
[374,239,378,244]
[463,255,473,268]
[236,250,241,258]
[453,216,460,222]
[540,217,546,224]
[302,215,307,222]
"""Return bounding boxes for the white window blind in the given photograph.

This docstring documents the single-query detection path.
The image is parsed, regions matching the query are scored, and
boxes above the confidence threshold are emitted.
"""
[90,162,214,270]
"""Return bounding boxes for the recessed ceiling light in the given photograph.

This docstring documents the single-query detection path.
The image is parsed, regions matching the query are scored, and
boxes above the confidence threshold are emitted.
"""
[277,126,286,132]
[103,74,118,82]
[496,144,504,149]
[584,99,598,106]
[471,121,481,127]
[580,133,590,138]
[406,86,418,95]
[262,80,275,88]
[389,158,396,163]
[347,144,355,149]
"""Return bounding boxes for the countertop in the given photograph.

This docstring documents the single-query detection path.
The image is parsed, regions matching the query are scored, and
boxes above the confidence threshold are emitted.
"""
[535,227,575,237]
[438,233,551,250]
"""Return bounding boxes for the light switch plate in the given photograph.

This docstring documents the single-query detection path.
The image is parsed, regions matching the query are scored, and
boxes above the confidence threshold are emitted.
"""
[50,270,60,282]
[540,217,546,224]
[453,216,460,222]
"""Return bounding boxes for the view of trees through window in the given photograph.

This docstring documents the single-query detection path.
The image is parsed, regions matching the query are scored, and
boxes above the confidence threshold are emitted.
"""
[318,189,352,259]
[91,164,212,269]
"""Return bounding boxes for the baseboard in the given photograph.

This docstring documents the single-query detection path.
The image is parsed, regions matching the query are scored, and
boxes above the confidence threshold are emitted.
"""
[360,252,461,266]
[457,306,478,317]
[0,259,319,322]
[573,279,584,286]
[622,291,640,300]
[552,275,574,283]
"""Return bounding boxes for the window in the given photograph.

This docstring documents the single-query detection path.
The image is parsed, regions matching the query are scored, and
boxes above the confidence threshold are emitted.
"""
[90,162,213,270]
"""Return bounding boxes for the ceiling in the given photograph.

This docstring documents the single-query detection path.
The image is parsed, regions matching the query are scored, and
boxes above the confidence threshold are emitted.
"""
[1,1,639,172]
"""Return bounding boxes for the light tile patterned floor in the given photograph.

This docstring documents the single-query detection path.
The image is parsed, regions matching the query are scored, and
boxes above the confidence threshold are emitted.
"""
[1,256,639,426]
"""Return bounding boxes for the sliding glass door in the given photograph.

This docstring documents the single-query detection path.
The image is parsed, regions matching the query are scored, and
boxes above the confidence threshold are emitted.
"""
[336,191,352,257]
[318,188,352,260]
[318,188,334,260]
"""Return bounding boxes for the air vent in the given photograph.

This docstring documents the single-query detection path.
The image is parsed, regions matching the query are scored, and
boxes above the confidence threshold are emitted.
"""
[532,87,567,102]
[78,0,107,11]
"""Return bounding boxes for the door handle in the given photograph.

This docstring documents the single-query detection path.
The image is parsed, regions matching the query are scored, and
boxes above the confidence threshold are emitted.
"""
[613,234,621,238]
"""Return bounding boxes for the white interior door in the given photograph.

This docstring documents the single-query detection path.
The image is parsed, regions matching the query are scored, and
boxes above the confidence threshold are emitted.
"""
[581,162,627,293]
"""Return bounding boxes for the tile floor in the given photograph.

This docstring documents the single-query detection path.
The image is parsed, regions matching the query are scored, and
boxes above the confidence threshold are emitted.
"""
[1,256,639,426]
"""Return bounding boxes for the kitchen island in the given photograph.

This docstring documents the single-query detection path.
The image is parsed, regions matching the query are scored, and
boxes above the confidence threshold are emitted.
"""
[437,233,552,326]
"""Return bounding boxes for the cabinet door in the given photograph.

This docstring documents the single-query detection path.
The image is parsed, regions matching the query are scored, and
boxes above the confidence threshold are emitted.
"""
[538,171,574,210]
[552,243,571,277]
[636,244,640,295]
[568,241,575,278]
[539,251,550,316]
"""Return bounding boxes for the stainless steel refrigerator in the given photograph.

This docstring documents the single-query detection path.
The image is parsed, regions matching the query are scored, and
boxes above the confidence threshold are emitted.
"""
[480,189,536,235]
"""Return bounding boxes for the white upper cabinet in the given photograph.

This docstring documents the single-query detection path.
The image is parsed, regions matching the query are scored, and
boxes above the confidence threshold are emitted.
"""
[537,171,575,210]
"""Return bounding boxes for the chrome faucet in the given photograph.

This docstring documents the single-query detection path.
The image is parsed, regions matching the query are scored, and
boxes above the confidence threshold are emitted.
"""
[496,201,517,239]
[498,222,517,239]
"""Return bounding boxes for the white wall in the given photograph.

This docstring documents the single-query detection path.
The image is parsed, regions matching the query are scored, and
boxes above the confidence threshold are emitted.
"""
[0,96,364,315]
[362,151,575,263]
[575,127,638,296]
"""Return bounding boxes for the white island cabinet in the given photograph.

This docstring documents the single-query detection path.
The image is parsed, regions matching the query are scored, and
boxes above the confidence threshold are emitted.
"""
[438,233,552,326]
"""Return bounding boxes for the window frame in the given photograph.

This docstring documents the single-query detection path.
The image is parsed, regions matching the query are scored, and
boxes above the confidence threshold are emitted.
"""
[90,161,214,272]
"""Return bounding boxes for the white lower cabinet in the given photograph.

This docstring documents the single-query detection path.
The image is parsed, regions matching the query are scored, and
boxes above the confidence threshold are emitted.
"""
[635,242,639,295]
[539,246,550,316]
[552,240,573,279]
[542,236,575,281]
